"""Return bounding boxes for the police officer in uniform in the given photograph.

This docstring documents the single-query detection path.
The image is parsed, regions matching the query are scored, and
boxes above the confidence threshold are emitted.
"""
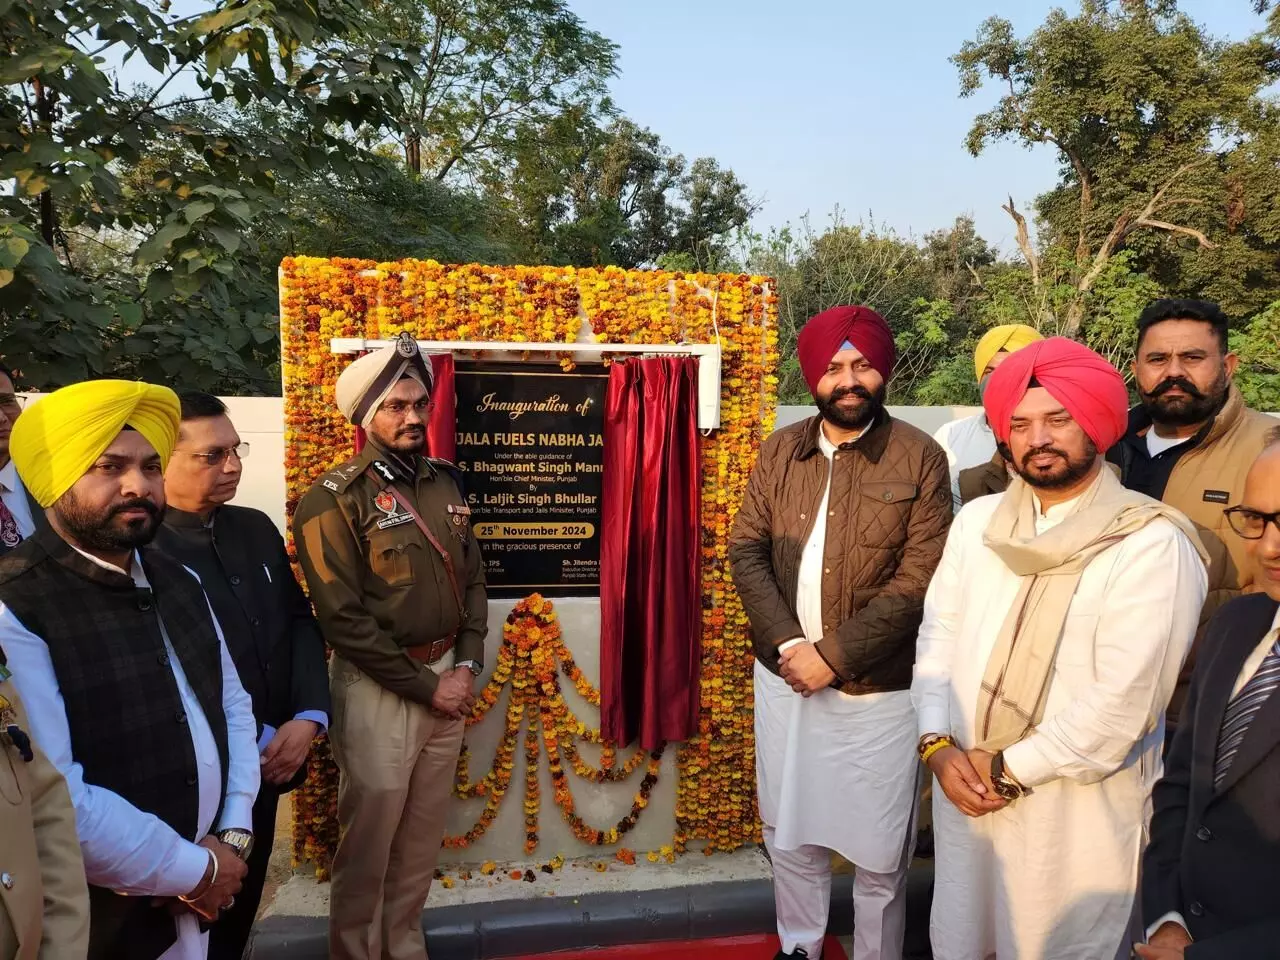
[0,657,89,959]
[292,335,486,960]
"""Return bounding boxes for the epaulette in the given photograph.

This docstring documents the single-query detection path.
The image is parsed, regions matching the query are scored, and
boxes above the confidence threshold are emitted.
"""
[317,455,369,496]
[428,456,468,496]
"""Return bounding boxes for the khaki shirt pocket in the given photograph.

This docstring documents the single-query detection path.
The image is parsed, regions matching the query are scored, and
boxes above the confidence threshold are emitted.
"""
[368,529,420,588]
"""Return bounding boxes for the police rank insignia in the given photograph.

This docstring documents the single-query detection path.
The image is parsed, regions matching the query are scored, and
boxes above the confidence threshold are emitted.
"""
[373,490,414,530]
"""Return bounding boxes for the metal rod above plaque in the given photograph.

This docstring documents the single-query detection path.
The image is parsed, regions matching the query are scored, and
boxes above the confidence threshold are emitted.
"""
[453,361,607,598]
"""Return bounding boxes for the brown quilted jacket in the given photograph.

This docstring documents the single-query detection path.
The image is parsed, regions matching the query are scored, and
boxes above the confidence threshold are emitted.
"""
[729,410,953,693]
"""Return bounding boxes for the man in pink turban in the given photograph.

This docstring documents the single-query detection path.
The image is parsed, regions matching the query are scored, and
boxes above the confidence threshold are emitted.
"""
[912,336,1211,960]
[731,304,951,960]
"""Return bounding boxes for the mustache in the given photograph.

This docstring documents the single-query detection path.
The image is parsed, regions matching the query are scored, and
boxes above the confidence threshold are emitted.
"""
[1147,376,1205,400]
[1021,445,1069,466]
[828,385,874,402]
[395,425,425,437]
[110,498,160,519]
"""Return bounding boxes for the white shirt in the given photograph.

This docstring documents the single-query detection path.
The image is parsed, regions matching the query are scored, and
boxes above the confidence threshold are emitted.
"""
[933,412,997,513]
[1,548,259,960]
[1145,430,1192,458]
[0,460,36,538]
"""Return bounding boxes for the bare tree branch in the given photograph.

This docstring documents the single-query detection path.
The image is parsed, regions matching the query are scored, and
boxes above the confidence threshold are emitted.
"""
[1132,218,1216,248]
[1002,196,1041,289]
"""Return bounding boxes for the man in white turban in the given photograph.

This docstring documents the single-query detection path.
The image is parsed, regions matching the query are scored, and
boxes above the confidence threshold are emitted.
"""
[294,335,487,960]
[0,379,260,960]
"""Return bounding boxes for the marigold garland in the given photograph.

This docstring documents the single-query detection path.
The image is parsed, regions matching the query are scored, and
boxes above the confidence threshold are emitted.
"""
[281,258,776,873]
[443,595,661,854]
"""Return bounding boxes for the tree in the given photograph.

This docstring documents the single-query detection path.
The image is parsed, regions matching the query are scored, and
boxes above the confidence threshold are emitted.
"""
[954,1,1280,333]
[493,115,755,269]
[353,0,617,180]
[2,0,424,390]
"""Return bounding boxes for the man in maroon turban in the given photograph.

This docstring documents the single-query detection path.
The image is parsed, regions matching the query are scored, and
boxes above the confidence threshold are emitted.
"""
[730,305,951,960]
[912,336,1210,960]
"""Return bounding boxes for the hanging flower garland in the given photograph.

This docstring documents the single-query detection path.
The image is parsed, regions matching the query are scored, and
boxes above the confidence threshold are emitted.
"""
[444,594,662,855]
[281,258,777,873]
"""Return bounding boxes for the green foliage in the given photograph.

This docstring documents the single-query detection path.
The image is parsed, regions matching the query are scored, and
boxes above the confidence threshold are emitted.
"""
[2,0,425,390]
[353,0,618,179]
[492,115,756,269]
[1232,302,1280,411]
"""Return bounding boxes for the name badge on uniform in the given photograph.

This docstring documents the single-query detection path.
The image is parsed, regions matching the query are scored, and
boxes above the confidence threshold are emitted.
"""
[1202,489,1230,504]
[374,490,415,530]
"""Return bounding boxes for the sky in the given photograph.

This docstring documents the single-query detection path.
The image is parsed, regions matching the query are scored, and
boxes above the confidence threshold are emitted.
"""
[567,0,1270,253]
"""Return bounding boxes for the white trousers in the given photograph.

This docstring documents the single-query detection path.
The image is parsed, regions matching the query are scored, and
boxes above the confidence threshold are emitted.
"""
[764,814,914,960]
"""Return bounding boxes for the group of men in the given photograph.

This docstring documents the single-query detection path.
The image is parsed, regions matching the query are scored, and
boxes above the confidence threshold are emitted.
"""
[731,299,1279,960]
[2,293,1277,960]
[0,336,484,960]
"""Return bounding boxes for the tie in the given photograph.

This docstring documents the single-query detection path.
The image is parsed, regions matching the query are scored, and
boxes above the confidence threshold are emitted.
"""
[0,498,21,549]
[1214,635,1280,789]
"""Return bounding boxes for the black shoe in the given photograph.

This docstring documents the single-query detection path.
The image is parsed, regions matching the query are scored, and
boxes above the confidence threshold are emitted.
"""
[774,950,809,959]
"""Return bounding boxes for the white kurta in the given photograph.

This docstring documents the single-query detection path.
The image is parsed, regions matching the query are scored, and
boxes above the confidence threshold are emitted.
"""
[912,492,1207,960]
[754,427,919,873]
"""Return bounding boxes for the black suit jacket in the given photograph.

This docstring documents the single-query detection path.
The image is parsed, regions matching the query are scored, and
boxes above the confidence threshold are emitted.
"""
[1142,592,1280,958]
[154,504,329,791]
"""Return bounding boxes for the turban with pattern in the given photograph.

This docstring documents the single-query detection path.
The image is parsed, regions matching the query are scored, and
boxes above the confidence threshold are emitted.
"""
[11,380,180,508]
[982,337,1130,453]
[796,306,896,396]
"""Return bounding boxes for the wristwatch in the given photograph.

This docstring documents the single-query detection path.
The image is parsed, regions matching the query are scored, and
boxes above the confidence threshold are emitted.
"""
[456,659,483,677]
[217,828,255,861]
[990,751,1028,801]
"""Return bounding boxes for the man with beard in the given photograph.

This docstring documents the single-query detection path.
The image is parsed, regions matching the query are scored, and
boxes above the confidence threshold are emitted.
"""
[0,381,258,960]
[156,392,330,960]
[913,338,1208,960]
[730,305,952,960]
[1109,299,1276,728]
[293,335,486,960]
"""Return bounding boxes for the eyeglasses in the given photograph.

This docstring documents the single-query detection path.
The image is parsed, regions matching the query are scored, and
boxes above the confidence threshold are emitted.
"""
[0,394,23,412]
[1224,506,1280,540]
[184,442,250,466]
[379,398,431,417]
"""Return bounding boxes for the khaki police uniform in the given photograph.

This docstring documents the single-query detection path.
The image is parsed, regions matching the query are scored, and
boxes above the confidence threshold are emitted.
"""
[0,667,89,960]
[293,442,487,960]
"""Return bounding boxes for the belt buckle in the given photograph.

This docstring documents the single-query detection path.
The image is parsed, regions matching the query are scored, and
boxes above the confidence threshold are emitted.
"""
[428,637,448,662]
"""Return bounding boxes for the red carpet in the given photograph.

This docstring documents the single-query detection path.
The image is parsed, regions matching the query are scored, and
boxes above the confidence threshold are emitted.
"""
[505,934,848,959]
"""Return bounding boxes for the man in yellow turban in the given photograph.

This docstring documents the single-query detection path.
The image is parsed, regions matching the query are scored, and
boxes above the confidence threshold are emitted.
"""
[0,379,259,960]
[932,324,1043,511]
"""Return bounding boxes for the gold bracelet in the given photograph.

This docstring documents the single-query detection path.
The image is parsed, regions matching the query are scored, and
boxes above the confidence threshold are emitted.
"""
[920,737,955,765]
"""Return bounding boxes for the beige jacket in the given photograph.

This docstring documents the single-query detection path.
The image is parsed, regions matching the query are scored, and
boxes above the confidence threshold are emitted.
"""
[1112,384,1277,721]
[0,674,88,959]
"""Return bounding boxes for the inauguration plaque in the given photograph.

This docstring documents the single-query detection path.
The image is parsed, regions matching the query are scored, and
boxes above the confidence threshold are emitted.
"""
[454,361,607,598]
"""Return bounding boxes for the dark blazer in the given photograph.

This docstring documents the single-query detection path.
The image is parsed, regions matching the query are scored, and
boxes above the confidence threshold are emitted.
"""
[154,504,329,788]
[0,484,46,556]
[1142,592,1280,958]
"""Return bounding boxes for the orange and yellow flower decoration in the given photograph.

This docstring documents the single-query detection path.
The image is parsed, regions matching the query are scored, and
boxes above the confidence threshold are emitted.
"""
[280,258,778,875]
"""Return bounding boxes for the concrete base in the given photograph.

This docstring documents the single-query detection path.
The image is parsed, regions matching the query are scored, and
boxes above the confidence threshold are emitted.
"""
[249,853,934,959]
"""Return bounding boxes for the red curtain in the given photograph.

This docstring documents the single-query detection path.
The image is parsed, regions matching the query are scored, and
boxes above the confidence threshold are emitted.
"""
[354,353,456,460]
[600,356,702,750]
